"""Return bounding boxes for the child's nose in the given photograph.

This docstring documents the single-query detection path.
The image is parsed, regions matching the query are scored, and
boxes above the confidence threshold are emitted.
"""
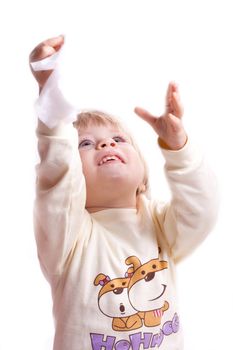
[97,138,117,149]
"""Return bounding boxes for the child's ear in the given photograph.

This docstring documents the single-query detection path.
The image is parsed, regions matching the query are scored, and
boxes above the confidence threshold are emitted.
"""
[137,183,146,195]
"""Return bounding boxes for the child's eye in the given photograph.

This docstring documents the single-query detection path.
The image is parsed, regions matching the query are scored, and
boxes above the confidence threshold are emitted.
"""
[78,139,95,149]
[113,136,126,143]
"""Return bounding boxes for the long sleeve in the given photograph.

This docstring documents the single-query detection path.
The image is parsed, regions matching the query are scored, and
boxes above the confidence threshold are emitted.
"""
[34,120,89,281]
[152,140,219,263]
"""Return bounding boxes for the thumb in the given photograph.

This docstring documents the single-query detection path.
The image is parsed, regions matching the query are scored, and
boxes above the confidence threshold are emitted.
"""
[134,107,158,127]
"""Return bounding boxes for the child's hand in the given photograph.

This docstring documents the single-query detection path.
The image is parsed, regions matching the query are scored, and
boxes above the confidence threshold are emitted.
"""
[134,82,187,150]
[29,35,64,91]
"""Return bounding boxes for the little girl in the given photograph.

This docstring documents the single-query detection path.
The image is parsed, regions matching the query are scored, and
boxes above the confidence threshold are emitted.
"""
[30,36,218,350]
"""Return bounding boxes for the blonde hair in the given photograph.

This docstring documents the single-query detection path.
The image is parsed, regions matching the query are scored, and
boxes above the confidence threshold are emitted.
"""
[73,110,149,196]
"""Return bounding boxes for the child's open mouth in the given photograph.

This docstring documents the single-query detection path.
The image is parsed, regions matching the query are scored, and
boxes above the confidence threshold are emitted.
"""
[98,155,124,166]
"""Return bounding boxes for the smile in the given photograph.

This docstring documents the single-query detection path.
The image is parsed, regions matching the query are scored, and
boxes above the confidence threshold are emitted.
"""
[98,155,124,166]
[149,284,167,301]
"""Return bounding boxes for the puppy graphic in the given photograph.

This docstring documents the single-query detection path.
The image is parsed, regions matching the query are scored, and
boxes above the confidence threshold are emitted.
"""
[126,256,169,327]
[94,273,143,331]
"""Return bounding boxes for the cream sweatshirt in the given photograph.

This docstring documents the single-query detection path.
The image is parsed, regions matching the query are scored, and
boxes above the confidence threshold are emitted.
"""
[34,121,218,350]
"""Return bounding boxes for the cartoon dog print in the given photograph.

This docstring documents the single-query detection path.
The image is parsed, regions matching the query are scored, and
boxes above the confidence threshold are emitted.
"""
[126,256,169,327]
[94,273,143,331]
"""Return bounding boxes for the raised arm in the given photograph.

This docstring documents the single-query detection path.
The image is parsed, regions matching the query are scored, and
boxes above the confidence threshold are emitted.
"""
[135,83,218,261]
[30,37,90,281]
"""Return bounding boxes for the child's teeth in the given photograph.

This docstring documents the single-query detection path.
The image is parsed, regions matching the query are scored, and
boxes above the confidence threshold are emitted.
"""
[99,155,119,165]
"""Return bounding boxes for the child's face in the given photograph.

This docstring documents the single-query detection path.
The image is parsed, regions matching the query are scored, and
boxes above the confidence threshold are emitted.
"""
[78,123,145,210]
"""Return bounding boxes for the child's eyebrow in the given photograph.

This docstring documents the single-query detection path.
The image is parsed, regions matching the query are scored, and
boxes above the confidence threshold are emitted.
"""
[78,132,93,137]
[78,132,95,140]
[78,129,125,137]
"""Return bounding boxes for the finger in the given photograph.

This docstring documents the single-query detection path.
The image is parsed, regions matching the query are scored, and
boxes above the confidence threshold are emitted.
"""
[134,107,158,126]
[171,91,184,118]
[42,35,65,49]
[165,81,178,105]
[165,82,183,116]
[29,35,64,62]
[166,113,182,129]
[165,81,176,114]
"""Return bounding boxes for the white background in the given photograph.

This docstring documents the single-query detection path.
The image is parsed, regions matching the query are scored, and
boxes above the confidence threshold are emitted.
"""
[0,0,232,349]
